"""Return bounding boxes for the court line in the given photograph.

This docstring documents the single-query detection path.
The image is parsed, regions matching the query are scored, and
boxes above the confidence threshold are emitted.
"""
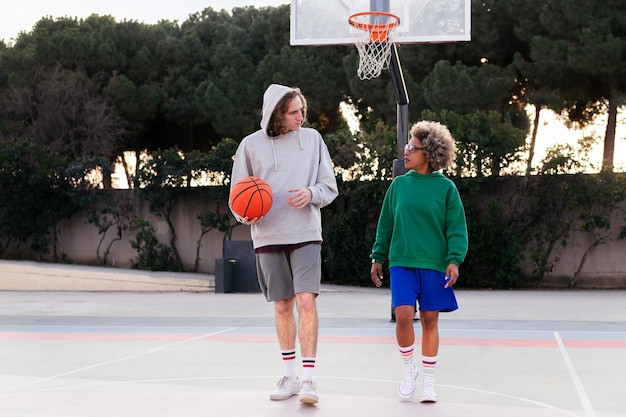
[554,331,596,417]
[0,414,93,417]
[3,330,625,348]
[0,374,583,417]
[0,327,236,395]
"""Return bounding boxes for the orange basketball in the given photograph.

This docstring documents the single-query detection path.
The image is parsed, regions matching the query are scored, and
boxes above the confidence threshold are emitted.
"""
[229,176,273,219]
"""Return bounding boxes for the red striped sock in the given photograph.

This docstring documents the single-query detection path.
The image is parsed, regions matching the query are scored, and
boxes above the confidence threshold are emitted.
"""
[399,345,415,365]
[422,355,437,377]
[302,357,316,381]
[281,349,297,379]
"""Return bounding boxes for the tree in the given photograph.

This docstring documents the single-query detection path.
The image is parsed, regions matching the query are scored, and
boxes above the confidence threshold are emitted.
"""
[104,74,162,187]
[524,140,626,287]
[420,61,528,177]
[0,139,106,259]
[134,148,189,269]
[519,0,626,171]
[129,217,181,272]
[85,191,136,265]
[568,172,626,286]
[158,31,214,151]
[506,0,564,175]
[133,143,235,271]
[195,203,240,273]
[0,65,124,162]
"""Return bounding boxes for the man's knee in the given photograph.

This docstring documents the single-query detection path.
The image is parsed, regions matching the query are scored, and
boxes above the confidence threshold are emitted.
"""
[275,298,294,315]
[295,292,317,314]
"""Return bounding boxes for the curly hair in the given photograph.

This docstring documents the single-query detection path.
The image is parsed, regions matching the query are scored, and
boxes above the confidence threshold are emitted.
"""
[266,88,308,137]
[409,120,457,172]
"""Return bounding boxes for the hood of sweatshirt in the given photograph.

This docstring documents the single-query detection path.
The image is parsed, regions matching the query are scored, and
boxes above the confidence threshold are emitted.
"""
[260,84,294,136]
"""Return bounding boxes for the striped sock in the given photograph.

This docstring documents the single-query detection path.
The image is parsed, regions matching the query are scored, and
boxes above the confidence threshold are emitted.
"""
[399,345,415,365]
[302,357,316,381]
[422,355,437,378]
[281,349,297,379]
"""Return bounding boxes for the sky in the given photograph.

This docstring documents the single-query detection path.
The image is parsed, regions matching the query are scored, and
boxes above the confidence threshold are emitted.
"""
[0,0,289,43]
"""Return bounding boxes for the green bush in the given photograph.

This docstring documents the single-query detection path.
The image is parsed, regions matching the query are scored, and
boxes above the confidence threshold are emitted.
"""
[459,199,527,288]
[129,218,183,272]
[322,179,390,286]
[0,139,109,259]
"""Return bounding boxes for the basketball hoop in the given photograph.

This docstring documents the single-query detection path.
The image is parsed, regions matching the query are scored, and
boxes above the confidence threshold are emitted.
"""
[349,11,401,80]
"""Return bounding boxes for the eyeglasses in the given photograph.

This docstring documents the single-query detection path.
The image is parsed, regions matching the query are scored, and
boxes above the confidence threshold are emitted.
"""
[404,144,424,154]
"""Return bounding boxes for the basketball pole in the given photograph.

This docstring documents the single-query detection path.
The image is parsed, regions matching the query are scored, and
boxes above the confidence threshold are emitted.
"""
[387,43,418,322]
[389,43,409,179]
[371,0,409,170]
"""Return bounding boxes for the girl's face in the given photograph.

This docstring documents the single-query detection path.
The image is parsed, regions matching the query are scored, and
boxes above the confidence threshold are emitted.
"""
[403,137,430,174]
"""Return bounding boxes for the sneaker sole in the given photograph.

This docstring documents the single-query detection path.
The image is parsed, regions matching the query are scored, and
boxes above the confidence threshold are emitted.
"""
[299,394,319,404]
[399,391,415,400]
[270,389,299,401]
[298,394,319,404]
[419,396,437,403]
[399,382,416,400]
[269,393,297,401]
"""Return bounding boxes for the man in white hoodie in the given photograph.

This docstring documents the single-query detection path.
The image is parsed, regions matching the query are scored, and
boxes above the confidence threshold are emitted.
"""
[230,84,339,404]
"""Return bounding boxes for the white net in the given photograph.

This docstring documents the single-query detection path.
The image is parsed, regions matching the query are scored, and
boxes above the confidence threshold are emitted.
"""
[349,13,400,80]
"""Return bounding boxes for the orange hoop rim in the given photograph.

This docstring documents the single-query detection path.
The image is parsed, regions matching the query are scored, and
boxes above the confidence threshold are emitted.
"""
[348,11,401,33]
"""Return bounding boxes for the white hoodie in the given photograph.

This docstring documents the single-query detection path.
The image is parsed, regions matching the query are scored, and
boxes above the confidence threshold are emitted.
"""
[230,84,339,248]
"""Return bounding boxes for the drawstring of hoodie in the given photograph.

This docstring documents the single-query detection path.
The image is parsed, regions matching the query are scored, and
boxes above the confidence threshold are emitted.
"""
[271,139,278,171]
[270,131,304,171]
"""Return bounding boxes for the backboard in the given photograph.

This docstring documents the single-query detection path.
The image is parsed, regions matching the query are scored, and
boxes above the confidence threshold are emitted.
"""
[290,0,471,46]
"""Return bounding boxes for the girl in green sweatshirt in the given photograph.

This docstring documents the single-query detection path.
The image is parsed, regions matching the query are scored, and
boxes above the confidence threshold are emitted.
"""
[370,120,468,403]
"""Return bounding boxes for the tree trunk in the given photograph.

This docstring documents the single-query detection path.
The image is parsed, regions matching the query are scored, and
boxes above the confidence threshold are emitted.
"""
[570,238,602,288]
[570,228,620,287]
[132,149,141,189]
[121,152,133,189]
[602,95,617,172]
[165,215,182,268]
[526,104,541,176]
[194,228,211,273]
[102,167,113,189]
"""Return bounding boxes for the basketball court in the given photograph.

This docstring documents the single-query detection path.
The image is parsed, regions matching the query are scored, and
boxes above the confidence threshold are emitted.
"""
[0,270,625,417]
[1,2,624,416]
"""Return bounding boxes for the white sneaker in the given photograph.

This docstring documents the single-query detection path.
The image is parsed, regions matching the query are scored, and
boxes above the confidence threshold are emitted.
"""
[419,375,438,403]
[269,376,299,401]
[298,379,319,404]
[399,362,418,400]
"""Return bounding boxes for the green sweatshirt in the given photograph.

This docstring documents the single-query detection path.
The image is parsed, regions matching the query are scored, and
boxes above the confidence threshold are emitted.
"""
[370,170,468,272]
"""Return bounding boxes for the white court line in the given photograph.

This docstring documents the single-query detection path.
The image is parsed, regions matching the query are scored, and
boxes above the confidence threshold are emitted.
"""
[0,327,237,395]
[554,331,596,417]
[0,413,90,417]
[0,375,583,417]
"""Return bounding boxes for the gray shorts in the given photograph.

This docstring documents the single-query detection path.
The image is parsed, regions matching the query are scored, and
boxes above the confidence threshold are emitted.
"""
[255,244,322,302]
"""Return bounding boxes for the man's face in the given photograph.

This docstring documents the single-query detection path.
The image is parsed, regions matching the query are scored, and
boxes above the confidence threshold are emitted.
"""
[282,96,304,133]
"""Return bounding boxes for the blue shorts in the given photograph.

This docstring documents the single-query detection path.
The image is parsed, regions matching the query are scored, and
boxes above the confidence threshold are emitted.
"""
[390,267,458,312]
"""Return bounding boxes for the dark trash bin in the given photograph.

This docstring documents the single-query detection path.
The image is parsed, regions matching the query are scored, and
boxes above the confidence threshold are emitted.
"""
[214,240,260,294]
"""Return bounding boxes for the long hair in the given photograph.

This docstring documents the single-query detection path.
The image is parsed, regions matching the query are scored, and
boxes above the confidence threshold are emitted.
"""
[409,120,457,172]
[266,88,307,137]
